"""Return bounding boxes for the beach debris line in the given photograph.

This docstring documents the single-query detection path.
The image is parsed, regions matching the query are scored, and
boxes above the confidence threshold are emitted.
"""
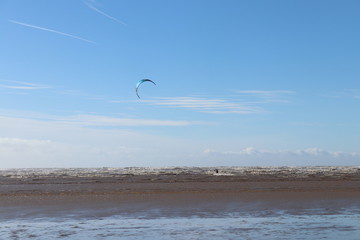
[135,79,156,98]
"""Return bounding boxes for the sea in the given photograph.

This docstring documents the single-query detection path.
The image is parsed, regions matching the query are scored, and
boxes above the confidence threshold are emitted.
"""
[1,210,359,240]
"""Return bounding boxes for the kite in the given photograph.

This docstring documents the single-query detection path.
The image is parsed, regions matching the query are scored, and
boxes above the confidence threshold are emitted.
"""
[135,79,156,98]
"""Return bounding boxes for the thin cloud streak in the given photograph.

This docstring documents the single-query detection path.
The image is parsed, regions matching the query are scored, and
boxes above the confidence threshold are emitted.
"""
[236,90,295,95]
[204,147,360,158]
[203,147,360,165]
[0,112,208,127]
[58,114,208,127]
[0,137,143,168]
[236,90,294,101]
[141,97,264,114]
[0,79,50,90]
[113,90,294,114]
[84,1,127,26]
[9,20,96,44]
[324,89,360,100]
[343,89,360,100]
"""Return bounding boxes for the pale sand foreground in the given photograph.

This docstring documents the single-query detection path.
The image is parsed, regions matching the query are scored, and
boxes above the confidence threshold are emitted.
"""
[0,167,359,219]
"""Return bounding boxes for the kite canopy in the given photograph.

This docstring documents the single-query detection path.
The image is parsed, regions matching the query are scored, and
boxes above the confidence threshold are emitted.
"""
[135,79,156,98]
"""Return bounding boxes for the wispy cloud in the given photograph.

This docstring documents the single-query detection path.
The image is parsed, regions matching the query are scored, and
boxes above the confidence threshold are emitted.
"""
[0,114,208,167]
[84,0,127,26]
[321,89,360,100]
[0,79,50,90]
[342,89,360,99]
[9,20,96,44]
[127,90,294,114]
[0,111,207,127]
[141,97,264,114]
[204,147,359,158]
[235,90,295,103]
[204,147,360,165]
[57,114,207,127]
[0,137,142,168]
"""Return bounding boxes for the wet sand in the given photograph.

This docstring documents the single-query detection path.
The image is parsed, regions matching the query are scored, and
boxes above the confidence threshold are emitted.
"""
[1,167,359,219]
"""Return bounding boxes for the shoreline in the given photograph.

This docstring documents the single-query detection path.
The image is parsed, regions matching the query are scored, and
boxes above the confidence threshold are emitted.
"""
[1,166,360,182]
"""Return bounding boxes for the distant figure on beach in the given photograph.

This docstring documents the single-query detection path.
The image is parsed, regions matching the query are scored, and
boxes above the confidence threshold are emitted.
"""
[215,169,219,174]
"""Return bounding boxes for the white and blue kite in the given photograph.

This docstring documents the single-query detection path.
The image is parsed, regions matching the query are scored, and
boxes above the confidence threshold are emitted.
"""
[135,79,156,98]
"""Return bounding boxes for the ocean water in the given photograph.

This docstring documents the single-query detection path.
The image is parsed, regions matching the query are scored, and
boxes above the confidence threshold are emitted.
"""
[1,166,359,178]
[1,211,359,240]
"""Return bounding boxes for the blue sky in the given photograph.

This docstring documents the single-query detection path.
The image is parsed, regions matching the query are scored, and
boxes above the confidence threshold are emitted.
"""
[0,0,359,167]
